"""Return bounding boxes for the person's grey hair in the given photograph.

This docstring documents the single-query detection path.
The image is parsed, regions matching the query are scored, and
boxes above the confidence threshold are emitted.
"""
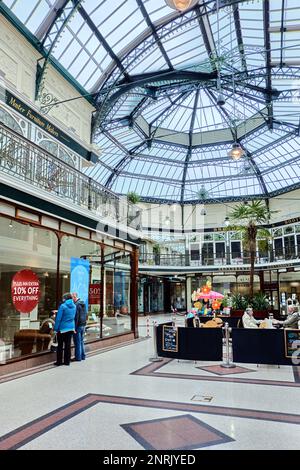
[245,307,253,313]
[62,292,72,301]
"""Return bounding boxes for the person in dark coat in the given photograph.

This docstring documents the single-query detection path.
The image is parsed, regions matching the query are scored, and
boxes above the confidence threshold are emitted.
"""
[72,292,87,361]
[54,293,76,366]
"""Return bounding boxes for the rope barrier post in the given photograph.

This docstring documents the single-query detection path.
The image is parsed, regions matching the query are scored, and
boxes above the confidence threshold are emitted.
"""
[146,315,150,337]
[149,321,163,362]
[220,322,236,369]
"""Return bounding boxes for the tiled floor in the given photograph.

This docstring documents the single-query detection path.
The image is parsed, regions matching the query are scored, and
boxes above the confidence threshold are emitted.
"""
[0,314,300,450]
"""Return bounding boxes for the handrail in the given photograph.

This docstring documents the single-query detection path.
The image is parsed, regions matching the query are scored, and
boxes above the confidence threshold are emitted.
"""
[139,248,300,267]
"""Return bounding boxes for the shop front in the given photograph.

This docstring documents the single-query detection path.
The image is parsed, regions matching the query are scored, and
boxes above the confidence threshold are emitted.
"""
[0,213,138,366]
[279,270,300,314]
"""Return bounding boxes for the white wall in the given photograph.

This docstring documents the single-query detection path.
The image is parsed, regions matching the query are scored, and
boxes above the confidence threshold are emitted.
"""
[0,15,95,148]
[269,189,300,222]
[140,190,300,234]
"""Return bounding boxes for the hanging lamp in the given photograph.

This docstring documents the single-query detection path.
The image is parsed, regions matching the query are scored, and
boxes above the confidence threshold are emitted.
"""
[228,143,245,161]
[164,0,198,11]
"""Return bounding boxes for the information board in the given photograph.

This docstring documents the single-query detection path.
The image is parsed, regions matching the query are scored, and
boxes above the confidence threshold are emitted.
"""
[162,325,178,352]
[284,329,300,358]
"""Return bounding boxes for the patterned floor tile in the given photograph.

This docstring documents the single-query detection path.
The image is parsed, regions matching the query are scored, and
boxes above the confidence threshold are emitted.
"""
[196,365,256,376]
[121,414,235,450]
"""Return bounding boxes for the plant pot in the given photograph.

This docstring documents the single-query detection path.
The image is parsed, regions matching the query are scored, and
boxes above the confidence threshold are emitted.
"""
[230,309,244,318]
[252,309,269,319]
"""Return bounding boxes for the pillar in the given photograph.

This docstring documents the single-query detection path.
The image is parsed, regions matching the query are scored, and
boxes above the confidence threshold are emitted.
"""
[186,275,192,311]
[130,246,139,338]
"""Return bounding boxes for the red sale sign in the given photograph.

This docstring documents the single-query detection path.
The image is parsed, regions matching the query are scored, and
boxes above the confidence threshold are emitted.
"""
[89,284,101,305]
[11,270,40,314]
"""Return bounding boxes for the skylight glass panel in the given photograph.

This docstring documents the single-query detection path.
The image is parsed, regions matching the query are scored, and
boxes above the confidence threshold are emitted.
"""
[3,0,52,30]
[145,0,171,23]
[239,1,264,68]
[129,45,169,75]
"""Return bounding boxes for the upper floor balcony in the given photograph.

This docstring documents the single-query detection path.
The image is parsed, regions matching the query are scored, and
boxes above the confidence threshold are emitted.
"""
[0,123,142,232]
[139,247,300,269]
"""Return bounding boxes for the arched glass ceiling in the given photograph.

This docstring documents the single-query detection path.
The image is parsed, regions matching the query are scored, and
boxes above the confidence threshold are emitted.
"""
[2,0,300,202]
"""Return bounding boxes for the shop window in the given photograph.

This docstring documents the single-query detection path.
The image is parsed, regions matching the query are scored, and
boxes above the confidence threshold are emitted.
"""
[284,226,294,235]
[215,242,225,260]
[284,235,295,259]
[230,232,241,241]
[0,217,58,361]
[60,238,132,341]
[231,241,241,259]
[273,228,282,237]
[274,238,283,258]
[202,243,214,264]
[297,235,300,253]
[190,243,200,261]
[204,234,213,241]
[39,139,58,157]
[0,108,23,135]
[214,233,225,241]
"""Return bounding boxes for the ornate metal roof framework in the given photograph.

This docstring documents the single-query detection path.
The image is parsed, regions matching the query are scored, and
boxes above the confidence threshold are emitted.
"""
[2,0,300,203]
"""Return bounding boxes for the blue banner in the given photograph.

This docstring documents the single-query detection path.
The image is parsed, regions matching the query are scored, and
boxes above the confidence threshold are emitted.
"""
[70,258,90,311]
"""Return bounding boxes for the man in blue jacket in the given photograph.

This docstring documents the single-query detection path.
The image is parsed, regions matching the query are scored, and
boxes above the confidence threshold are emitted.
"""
[54,293,76,366]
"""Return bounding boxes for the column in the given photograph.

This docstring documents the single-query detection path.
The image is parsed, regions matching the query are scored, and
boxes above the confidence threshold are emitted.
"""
[130,246,139,338]
[186,275,192,311]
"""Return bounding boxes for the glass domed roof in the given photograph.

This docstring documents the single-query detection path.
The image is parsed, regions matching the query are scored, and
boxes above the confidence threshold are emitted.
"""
[2,0,300,202]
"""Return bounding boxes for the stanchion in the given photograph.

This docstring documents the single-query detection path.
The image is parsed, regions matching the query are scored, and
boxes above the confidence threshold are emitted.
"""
[146,315,150,337]
[149,321,163,362]
[220,322,236,368]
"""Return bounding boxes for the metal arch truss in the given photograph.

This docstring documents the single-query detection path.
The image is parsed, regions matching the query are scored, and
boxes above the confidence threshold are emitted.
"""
[35,0,83,101]
[139,179,300,205]
[99,117,300,197]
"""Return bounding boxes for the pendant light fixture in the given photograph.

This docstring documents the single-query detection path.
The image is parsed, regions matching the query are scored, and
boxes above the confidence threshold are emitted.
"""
[164,0,198,12]
[228,143,245,161]
[224,216,230,227]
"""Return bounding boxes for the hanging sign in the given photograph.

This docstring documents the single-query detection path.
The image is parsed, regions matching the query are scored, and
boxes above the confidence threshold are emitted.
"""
[11,270,40,314]
[89,284,101,305]
[71,258,90,311]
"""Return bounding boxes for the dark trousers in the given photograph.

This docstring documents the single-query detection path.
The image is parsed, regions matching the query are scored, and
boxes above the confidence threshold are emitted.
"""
[57,331,73,365]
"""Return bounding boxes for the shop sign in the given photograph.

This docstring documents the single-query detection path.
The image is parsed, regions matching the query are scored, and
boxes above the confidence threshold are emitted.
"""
[89,284,101,305]
[0,85,97,163]
[11,270,40,314]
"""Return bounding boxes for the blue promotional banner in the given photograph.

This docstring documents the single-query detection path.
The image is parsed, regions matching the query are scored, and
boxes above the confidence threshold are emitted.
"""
[70,258,90,311]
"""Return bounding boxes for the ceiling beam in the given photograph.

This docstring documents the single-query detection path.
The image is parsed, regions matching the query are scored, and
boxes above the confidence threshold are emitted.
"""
[232,3,247,72]
[135,0,173,70]
[263,0,273,129]
[280,0,285,68]
[77,4,128,78]
[35,0,69,41]
[180,89,200,202]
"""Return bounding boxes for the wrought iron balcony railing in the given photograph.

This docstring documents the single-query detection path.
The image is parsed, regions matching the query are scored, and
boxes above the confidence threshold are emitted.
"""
[139,247,300,267]
[0,123,142,231]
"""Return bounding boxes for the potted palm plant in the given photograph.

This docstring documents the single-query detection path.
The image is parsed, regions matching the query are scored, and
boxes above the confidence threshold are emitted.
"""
[126,192,141,227]
[228,200,275,298]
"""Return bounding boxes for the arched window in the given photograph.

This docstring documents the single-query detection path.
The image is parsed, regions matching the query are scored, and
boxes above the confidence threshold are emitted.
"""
[0,108,22,135]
